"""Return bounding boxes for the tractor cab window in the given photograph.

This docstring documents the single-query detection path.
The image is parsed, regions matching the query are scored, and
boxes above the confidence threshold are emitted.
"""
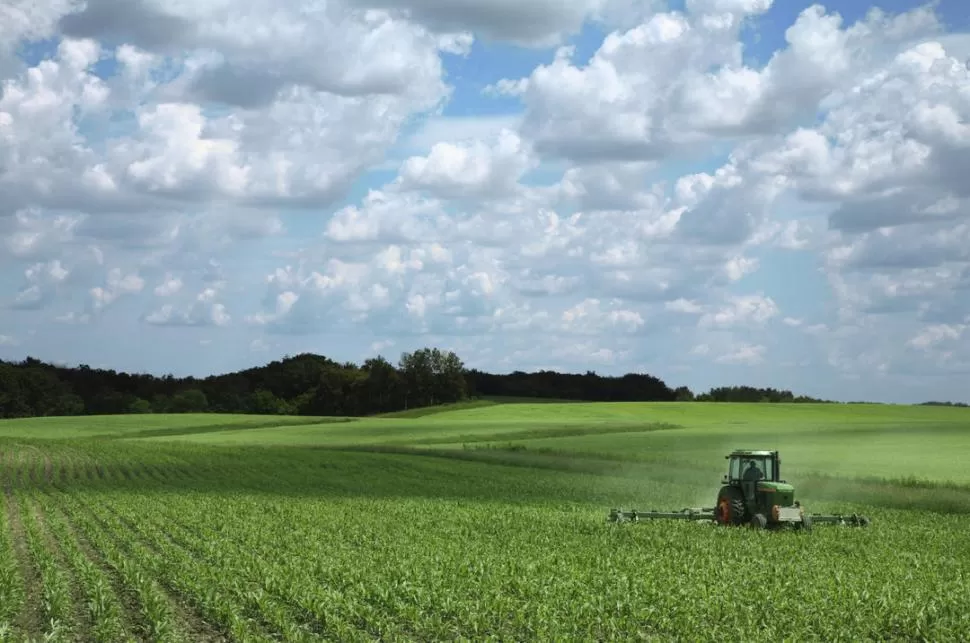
[730,456,774,482]
[728,457,741,480]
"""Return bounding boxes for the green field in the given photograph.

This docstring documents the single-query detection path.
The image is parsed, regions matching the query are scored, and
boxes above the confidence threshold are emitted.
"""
[1,401,969,641]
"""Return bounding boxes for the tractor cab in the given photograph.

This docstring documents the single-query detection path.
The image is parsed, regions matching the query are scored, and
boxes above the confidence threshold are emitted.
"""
[723,449,782,485]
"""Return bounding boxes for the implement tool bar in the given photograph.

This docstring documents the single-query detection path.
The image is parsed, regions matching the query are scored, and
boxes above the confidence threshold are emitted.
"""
[608,508,715,522]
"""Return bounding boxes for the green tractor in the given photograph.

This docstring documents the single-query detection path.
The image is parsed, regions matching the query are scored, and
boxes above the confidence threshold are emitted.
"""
[714,449,809,529]
[608,449,870,530]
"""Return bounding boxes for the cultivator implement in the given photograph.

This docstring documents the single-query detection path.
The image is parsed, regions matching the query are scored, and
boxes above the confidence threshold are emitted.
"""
[607,449,871,531]
[802,512,870,527]
[607,507,870,528]
[608,507,715,523]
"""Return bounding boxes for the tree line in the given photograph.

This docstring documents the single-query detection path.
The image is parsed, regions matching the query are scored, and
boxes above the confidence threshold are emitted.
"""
[918,400,969,407]
[686,385,833,404]
[0,351,855,419]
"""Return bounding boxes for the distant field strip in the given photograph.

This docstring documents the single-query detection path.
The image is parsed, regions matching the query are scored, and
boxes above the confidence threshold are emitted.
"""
[114,416,351,440]
[382,421,682,446]
[375,396,581,418]
[0,413,346,440]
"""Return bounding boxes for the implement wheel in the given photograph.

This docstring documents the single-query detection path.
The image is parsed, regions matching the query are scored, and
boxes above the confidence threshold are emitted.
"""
[715,486,745,526]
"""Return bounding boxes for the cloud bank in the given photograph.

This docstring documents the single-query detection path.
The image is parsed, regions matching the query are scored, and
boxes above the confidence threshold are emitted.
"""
[2,0,969,403]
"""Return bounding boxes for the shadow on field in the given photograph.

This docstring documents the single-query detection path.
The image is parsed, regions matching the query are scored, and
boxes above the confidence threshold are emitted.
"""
[2,439,970,516]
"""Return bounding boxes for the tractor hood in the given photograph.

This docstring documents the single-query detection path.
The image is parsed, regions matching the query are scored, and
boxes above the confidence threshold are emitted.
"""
[757,481,794,493]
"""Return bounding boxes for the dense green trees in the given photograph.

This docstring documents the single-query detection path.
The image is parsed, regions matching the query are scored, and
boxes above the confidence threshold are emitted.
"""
[0,348,479,418]
[0,349,860,419]
[694,386,826,403]
[464,369,677,402]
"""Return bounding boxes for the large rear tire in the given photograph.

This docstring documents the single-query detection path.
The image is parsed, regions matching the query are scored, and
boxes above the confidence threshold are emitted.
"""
[715,485,746,526]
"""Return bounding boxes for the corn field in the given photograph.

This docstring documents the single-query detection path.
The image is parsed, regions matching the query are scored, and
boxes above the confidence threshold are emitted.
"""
[1,428,969,641]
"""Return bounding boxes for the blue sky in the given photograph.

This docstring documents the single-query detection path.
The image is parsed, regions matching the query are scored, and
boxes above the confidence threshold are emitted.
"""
[1,0,970,403]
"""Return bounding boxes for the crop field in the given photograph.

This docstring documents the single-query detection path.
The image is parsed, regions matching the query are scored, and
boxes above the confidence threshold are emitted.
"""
[1,401,969,641]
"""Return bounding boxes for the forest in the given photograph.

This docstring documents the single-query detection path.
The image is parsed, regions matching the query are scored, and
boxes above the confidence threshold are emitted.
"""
[0,349,840,419]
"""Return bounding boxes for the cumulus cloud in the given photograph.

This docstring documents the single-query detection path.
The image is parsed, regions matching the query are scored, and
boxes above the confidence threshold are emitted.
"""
[494,3,939,162]
[398,129,535,200]
[698,294,779,329]
[715,343,766,365]
[89,268,145,312]
[10,260,71,310]
[143,286,231,327]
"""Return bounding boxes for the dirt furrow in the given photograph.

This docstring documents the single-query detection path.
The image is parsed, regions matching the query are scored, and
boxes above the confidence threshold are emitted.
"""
[46,492,151,643]
[63,492,231,642]
[3,488,45,638]
[25,493,94,642]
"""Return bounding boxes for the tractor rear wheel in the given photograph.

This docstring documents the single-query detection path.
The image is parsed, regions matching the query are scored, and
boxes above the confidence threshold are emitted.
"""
[715,485,746,525]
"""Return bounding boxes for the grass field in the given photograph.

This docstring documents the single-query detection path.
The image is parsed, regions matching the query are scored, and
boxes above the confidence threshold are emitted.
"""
[1,401,969,641]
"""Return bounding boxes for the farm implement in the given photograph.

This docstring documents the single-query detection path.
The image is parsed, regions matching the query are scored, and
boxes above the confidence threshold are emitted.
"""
[608,449,870,531]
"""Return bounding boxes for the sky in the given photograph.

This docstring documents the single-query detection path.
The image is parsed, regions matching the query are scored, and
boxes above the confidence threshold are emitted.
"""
[2,0,970,404]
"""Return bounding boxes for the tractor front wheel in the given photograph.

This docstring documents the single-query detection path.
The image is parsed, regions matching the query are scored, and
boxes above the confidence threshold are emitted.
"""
[715,486,746,526]
[750,513,767,529]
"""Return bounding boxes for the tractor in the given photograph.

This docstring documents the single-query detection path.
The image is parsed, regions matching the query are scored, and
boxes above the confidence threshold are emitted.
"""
[608,449,870,530]
[714,449,808,529]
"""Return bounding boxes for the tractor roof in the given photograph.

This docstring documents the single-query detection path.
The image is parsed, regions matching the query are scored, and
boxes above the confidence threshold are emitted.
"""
[727,449,777,457]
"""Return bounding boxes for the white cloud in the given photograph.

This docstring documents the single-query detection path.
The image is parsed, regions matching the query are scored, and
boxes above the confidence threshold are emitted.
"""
[499,4,939,162]
[560,298,645,334]
[723,255,759,281]
[666,298,704,314]
[698,294,779,329]
[11,260,71,309]
[715,343,766,365]
[143,286,231,327]
[399,129,535,199]
[908,324,965,350]
[89,268,145,312]
[153,274,183,297]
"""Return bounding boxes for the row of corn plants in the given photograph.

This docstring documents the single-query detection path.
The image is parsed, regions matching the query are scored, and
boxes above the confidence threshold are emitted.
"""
[32,489,129,642]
